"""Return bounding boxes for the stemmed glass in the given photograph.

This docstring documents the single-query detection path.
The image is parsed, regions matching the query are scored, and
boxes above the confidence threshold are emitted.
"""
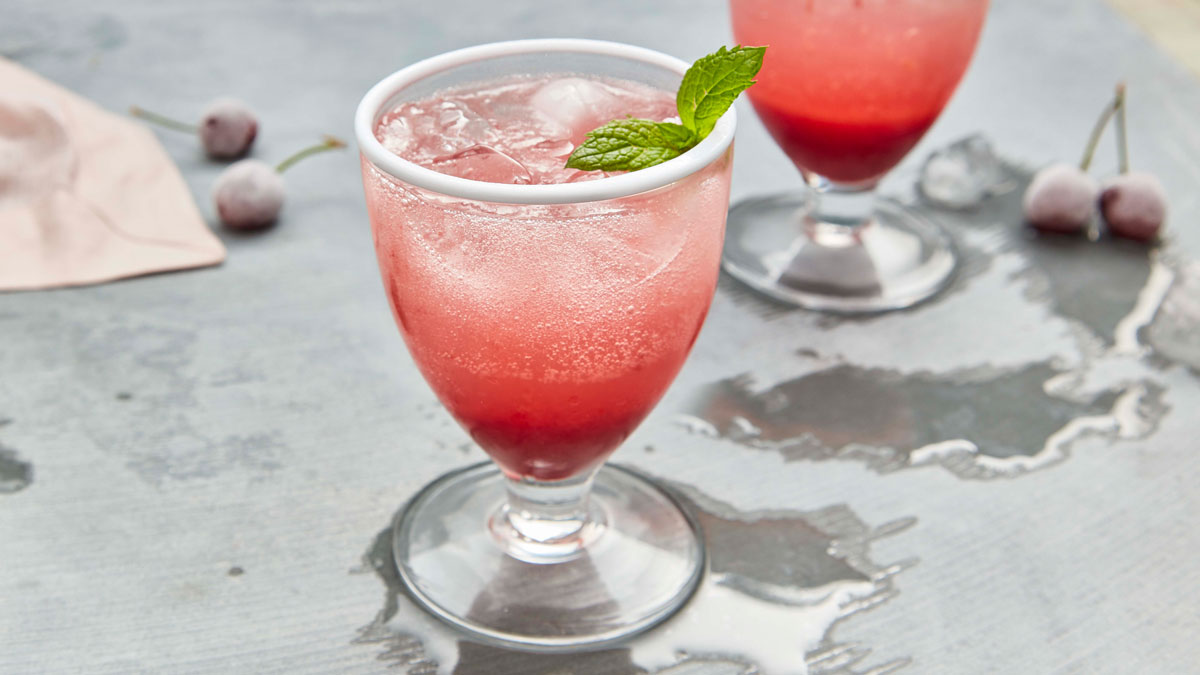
[354,40,736,650]
[724,0,990,312]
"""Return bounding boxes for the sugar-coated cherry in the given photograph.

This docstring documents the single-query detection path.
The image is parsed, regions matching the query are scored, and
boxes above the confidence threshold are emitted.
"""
[130,99,259,159]
[1023,163,1099,234]
[198,98,258,159]
[211,136,345,230]
[212,160,284,229]
[1101,172,1167,242]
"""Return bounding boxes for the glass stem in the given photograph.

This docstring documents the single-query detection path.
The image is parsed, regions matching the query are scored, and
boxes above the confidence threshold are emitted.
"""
[803,176,879,244]
[492,469,605,563]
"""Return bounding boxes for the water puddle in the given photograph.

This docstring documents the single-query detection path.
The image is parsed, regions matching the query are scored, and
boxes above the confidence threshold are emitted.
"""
[633,484,916,674]
[678,361,1167,480]
[1007,232,1155,348]
[0,443,33,494]
[1143,261,1200,373]
[354,479,915,674]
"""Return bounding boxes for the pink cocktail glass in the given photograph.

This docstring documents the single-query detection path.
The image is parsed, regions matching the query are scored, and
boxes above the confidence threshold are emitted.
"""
[355,40,735,650]
[724,0,990,311]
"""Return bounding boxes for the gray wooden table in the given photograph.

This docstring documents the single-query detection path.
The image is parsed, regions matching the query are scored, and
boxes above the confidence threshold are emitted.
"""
[4,1,1200,672]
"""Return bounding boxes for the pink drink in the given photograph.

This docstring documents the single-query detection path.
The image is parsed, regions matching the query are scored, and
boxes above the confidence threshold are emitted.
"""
[732,0,988,183]
[363,75,732,481]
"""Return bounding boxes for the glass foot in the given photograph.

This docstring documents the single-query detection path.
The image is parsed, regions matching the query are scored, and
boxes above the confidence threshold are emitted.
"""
[722,192,958,313]
[393,462,705,652]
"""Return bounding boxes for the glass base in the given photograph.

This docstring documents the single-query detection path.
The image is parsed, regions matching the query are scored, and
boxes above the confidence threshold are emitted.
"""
[722,191,958,313]
[392,462,705,652]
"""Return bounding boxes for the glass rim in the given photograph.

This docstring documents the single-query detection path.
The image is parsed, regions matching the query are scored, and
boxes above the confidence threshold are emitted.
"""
[354,38,736,205]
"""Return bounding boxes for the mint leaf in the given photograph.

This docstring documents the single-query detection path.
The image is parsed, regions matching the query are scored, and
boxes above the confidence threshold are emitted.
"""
[565,119,696,172]
[567,45,766,172]
[677,45,765,139]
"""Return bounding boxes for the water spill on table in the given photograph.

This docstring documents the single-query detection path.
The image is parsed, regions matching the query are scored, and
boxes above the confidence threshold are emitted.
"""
[354,479,915,674]
[1143,261,1200,373]
[678,361,1166,480]
[1011,234,1155,347]
[632,484,915,675]
[0,443,33,494]
[700,142,1195,483]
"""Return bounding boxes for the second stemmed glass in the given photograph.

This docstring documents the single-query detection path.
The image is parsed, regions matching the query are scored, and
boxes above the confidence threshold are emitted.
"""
[724,0,990,312]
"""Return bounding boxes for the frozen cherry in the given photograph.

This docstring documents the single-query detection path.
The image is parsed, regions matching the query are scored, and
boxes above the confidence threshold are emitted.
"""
[1101,172,1167,242]
[1023,85,1125,235]
[198,98,258,159]
[1023,163,1099,234]
[212,136,345,230]
[1099,85,1167,242]
[130,98,259,159]
[212,160,284,229]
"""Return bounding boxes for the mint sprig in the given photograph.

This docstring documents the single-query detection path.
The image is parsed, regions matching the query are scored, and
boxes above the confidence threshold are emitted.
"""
[566,45,766,173]
[677,45,767,138]
[562,119,693,171]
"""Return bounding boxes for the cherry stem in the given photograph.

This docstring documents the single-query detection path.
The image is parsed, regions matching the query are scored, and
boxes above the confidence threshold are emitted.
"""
[1079,87,1124,172]
[275,135,347,174]
[1114,82,1129,174]
[129,105,197,134]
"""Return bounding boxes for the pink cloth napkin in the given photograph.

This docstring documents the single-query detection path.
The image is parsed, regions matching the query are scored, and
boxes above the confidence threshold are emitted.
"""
[0,58,225,291]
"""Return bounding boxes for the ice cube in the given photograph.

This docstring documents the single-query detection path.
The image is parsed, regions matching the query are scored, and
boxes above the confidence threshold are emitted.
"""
[918,134,1011,210]
[529,77,621,139]
[377,113,414,155]
[434,100,493,145]
[430,144,533,185]
[379,100,496,159]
